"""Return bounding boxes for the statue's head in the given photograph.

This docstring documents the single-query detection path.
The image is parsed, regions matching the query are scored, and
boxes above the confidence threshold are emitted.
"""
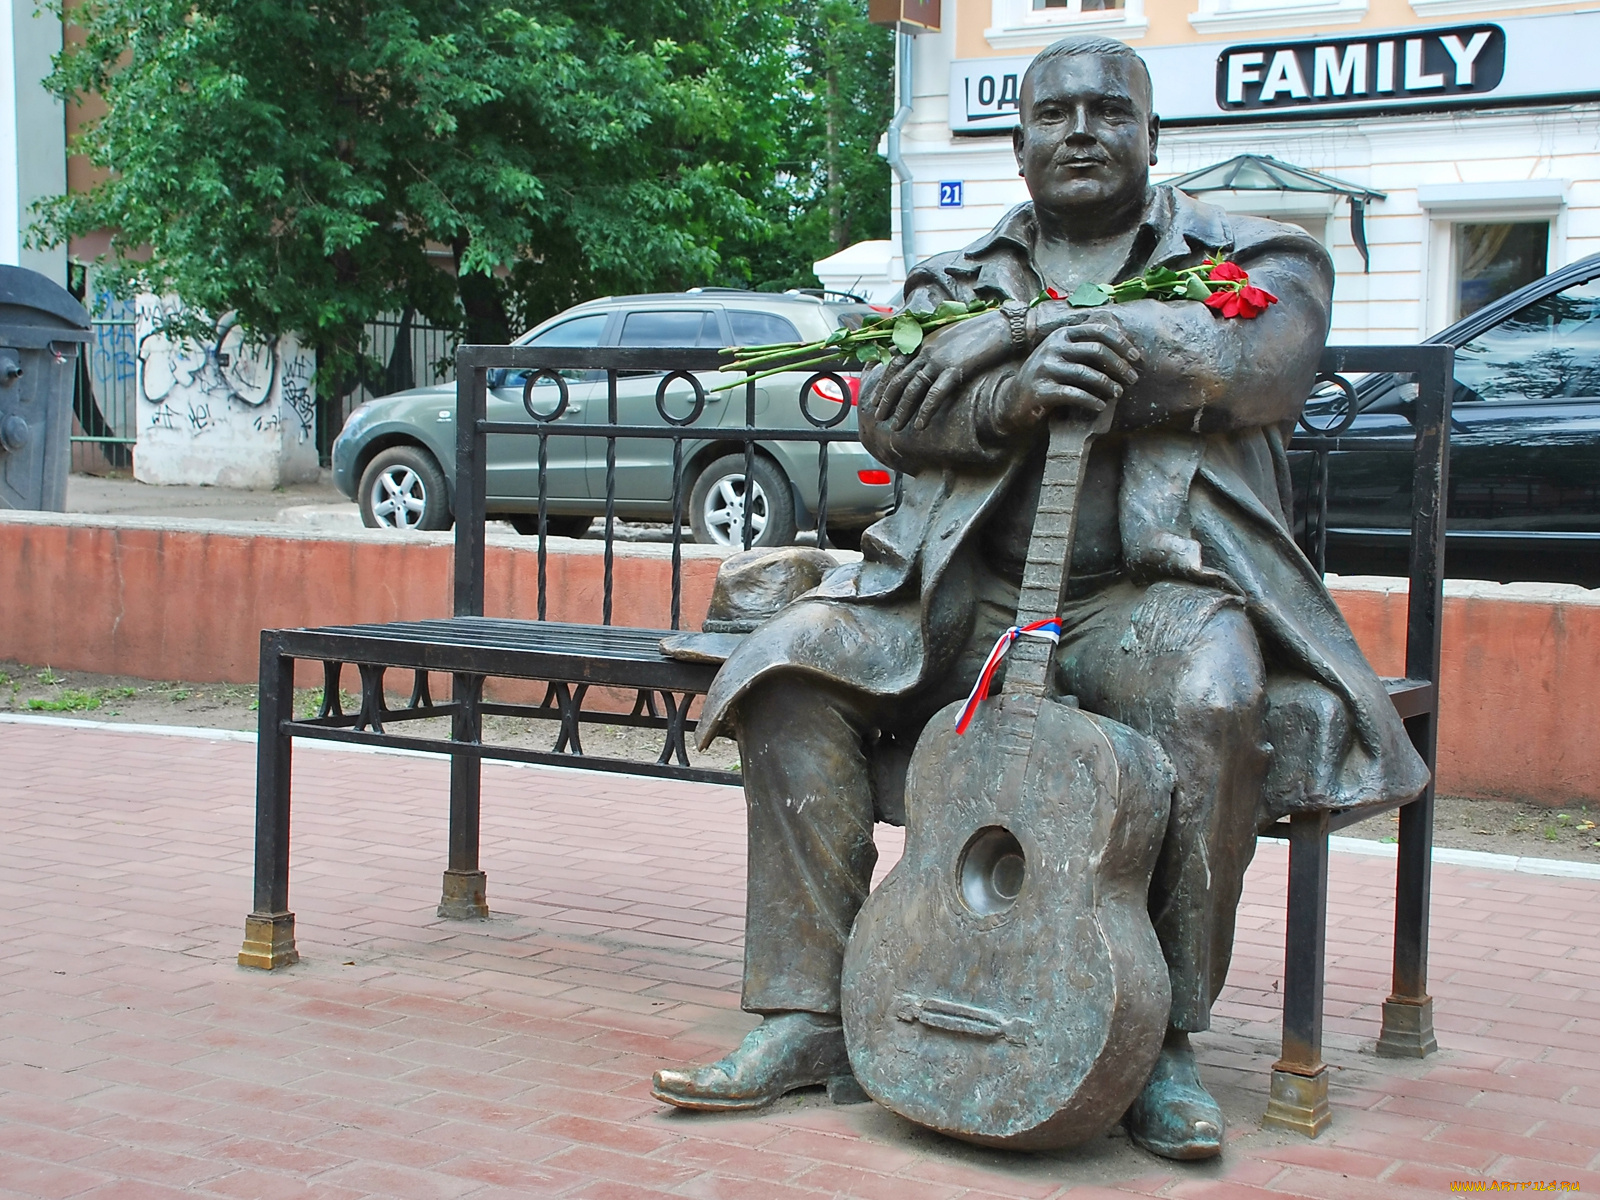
[1013,36,1160,223]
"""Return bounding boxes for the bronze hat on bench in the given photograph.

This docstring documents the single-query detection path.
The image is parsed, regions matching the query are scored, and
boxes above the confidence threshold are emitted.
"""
[661,546,839,663]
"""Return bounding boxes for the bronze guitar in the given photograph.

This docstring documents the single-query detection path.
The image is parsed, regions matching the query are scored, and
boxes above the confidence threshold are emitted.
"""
[840,407,1176,1150]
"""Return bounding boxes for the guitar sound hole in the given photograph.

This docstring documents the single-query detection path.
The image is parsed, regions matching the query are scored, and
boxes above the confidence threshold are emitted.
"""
[958,827,1027,916]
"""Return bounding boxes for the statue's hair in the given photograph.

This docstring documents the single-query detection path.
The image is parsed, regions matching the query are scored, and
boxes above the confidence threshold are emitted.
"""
[1021,35,1153,109]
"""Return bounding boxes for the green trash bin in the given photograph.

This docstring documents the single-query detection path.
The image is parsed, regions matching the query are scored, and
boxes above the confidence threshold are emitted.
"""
[0,266,92,511]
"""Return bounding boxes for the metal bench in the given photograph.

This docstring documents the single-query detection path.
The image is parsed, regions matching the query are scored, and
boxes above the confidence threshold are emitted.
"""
[239,341,1453,1141]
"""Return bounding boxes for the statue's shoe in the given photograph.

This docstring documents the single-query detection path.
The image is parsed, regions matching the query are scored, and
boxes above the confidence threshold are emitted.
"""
[1124,1034,1225,1161]
[652,1012,851,1112]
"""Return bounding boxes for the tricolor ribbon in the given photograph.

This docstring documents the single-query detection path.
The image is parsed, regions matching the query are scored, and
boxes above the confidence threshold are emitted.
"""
[953,617,1063,735]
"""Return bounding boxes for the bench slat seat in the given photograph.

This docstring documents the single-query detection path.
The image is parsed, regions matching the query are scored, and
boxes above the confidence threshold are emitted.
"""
[279,618,718,692]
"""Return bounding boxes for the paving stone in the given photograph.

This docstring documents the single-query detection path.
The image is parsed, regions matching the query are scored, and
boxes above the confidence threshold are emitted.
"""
[1,721,1598,1197]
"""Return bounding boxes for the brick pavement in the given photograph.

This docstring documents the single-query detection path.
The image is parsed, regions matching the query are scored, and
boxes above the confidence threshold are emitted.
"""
[1,717,1596,1199]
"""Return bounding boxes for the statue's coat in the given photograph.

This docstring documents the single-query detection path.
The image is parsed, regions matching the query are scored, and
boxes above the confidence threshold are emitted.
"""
[701,187,1428,822]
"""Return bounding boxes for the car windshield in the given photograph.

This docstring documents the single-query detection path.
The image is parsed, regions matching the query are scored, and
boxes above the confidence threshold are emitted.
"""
[1454,276,1600,402]
[502,312,608,386]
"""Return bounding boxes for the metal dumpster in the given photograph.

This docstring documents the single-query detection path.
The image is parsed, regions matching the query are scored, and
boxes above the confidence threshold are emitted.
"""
[0,266,92,510]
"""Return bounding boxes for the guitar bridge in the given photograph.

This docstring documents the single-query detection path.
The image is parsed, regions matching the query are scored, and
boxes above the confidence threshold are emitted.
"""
[893,995,1034,1044]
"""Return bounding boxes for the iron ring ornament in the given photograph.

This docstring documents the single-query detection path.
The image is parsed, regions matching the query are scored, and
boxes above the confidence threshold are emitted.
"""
[798,370,855,429]
[1297,371,1360,436]
[654,370,708,427]
[521,369,571,422]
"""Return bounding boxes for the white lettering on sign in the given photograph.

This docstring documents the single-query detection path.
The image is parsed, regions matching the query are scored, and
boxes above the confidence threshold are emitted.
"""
[1440,31,1491,85]
[1226,51,1264,104]
[1405,39,1445,89]
[1313,44,1367,98]
[1217,24,1503,111]
[1259,49,1309,101]
[950,11,1600,133]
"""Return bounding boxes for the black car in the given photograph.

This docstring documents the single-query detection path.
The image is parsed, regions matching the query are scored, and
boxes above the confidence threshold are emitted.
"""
[1294,252,1600,587]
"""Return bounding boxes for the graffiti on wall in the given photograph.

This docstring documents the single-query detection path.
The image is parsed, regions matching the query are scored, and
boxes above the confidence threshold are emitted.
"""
[136,297,316,444]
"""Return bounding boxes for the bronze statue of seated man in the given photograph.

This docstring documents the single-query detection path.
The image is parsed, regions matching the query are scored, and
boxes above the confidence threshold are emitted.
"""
[652,34,1426,1162]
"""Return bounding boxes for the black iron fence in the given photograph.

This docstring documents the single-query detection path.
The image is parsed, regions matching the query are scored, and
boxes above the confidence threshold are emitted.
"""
[339,310,460,426]
[69,297,138,472]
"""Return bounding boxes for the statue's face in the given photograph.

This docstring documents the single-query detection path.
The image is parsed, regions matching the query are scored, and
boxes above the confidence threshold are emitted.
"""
[1013,54,1159,221]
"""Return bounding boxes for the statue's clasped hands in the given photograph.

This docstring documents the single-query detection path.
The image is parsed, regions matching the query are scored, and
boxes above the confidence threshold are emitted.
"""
[872,302,1143,436]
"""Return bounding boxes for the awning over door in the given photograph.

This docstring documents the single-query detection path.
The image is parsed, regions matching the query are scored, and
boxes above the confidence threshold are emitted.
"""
[1164,154,1386,272]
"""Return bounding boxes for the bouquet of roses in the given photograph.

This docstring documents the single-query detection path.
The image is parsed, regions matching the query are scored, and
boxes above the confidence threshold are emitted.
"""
[713,255,1277,389]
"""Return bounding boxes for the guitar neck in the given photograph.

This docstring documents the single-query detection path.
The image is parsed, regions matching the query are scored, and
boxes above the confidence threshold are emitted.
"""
[1007,406,1114,700]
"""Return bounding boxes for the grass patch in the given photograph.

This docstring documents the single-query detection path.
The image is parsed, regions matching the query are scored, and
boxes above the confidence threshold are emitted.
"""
[29,689,104,712]
[298,688,359,720]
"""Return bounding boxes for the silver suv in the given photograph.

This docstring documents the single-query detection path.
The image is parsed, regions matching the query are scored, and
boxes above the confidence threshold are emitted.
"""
[332,290,896,547]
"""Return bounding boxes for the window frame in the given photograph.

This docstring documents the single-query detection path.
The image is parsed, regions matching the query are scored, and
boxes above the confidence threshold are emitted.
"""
[1419,182,1568,338]
[1425,214,1562,338]
[1187,0,1367,35]
[984,0,1147,50]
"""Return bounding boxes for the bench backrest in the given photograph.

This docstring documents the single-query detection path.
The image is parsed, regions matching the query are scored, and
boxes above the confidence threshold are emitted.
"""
[447,342,1453,696]
[450,345,864,630]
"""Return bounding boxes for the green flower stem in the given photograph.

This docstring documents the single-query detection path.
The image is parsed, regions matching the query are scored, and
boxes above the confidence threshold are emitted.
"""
[707,354,844,391]
[717,301,1005,382]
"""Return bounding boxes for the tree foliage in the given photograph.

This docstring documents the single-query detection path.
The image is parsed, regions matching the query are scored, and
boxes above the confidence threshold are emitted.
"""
[36,0,892,396]
[736,0,895,292]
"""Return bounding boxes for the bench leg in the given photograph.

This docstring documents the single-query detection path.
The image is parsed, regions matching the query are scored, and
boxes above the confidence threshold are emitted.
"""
[240,640,299,969]
[1265,810,1331,1137]
[1378,780,1438,1058]
[439,672,488,919]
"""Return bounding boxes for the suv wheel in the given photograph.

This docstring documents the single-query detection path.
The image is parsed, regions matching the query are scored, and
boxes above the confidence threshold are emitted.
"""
[689,454,797,548]
[358,446,453,531]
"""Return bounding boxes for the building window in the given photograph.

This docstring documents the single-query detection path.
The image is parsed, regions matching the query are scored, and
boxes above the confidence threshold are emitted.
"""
[1454,222,1548,321]
[1188,0,1367,35]
[985,0,1147,49]
[1417,181,1566,336]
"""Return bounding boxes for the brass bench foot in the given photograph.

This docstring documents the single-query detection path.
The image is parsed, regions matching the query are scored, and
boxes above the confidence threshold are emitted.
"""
[1376,994,1437,1058]
[438,869,488,919]
[238,912,299,969]
[1264,1063,1330,1137]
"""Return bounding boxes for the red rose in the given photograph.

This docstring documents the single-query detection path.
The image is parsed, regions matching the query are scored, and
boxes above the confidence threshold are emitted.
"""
[1045,286,1064,300]
[1204,289,1239,317]
[1208,261,1247,283]
[1240,284,1277,310]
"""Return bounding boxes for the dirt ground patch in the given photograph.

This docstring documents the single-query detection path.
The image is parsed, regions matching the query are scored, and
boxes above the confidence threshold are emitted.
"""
[6,658,1597,863]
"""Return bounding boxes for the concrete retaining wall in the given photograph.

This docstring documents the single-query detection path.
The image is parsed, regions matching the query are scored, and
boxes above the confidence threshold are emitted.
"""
[3,511,1596,805]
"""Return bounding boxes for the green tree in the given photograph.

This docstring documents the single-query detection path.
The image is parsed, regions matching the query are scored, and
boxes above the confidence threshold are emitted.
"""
[35,0,891,434]
[737,0,895,292]
[38,1,785,411]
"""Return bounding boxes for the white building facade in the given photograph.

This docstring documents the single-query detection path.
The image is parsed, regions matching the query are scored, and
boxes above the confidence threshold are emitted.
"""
[0,0,65,286]
[816,0,1600,344]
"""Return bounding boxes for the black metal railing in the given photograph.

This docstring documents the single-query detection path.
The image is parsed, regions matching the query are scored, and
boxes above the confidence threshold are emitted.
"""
[450,345,875,631]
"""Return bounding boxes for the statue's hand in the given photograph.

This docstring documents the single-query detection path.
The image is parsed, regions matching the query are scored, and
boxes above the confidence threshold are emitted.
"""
[998,321,1141,436]
[872,310,1014,433]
